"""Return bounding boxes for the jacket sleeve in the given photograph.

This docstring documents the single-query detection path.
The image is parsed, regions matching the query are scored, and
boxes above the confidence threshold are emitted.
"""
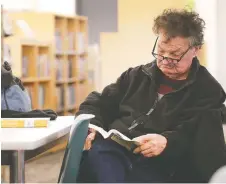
[192,109,226,181]
[76,69,132,129]
[160,89,226,181]
[160,111,199,158]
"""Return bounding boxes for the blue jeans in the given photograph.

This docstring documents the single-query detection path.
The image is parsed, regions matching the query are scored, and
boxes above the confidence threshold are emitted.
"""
[77,139,173,183]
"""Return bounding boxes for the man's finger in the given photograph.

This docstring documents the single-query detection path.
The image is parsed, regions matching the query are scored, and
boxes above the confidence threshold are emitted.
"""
[140,141,153,151]
[141,148,153,155]
[89,128,96,133]
[133,135,153,144]
[133,146,141,154]
[88,132,96,140]
[144,152,155,158]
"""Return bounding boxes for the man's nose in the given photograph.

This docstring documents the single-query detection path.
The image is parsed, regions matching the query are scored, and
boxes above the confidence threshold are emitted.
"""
[162,57,169,64]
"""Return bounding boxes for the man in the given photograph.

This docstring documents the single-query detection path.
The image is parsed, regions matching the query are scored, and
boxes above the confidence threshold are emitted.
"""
[76,9,226,182]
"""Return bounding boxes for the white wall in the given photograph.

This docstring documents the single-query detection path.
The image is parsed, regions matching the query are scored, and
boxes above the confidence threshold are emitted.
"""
[196,0,226,95]
[1,0,76,15]
[195,0,218,78]
[216,0,226,93]
[1,0,35,10]
[36,0,76,15]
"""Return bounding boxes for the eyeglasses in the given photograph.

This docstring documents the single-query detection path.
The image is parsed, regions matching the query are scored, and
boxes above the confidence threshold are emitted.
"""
[152,37,191,64]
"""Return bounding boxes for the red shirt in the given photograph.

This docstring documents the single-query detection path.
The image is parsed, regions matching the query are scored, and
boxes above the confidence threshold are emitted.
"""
[157,75,186,95]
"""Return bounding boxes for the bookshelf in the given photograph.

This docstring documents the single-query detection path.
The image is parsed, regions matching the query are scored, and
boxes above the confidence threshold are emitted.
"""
[54,15,89,116]
[4,11,90,116]
[3,11,90,155]
[3,38,54,110]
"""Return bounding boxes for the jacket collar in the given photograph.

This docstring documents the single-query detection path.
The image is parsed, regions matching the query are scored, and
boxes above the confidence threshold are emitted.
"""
[142,57,200,86]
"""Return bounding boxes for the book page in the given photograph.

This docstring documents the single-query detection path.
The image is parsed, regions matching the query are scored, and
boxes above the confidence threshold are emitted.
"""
[88,124,109,138]
[108,129,131,141]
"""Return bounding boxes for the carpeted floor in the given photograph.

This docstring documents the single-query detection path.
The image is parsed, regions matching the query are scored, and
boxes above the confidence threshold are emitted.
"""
[2,150,64,183]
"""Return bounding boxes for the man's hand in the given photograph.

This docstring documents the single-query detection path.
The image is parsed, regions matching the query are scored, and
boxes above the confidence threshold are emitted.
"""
[84,129,96,150]
[133,134,167,157]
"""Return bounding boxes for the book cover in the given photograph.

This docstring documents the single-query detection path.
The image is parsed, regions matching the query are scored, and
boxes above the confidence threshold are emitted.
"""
[89,124,140,151]
[1,118,50,128]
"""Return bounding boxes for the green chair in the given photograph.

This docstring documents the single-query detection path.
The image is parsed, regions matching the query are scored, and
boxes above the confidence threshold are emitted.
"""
[58,114,95,183]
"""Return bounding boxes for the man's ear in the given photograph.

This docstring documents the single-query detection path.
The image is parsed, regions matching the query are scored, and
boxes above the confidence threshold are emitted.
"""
[193,46,200,57]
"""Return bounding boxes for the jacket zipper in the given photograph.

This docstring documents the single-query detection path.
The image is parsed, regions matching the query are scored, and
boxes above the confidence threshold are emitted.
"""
[128,69,193,132]
[128,71,158,131]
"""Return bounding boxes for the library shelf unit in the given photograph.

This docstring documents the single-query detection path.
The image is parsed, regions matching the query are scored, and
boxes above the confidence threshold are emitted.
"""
[4,38,55,110]
[54,15,89,116]
[3,11,90,155]
[4,11,90,116]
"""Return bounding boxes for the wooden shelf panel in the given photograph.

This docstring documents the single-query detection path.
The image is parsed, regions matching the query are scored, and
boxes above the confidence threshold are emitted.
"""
[22,77,51,83]
[67,105,77,111]
[67,77,77,83]
[39,77,52,82]
[65,50,77,55]
[20,39,51,47]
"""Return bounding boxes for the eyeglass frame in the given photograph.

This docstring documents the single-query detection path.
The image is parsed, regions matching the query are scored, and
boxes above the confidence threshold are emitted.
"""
[152,37,192,63]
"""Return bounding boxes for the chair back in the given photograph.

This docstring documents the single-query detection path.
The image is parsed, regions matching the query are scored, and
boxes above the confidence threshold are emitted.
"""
[58,114,94,183]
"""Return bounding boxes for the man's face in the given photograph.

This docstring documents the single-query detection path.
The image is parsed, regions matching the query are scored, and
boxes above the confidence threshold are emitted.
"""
[154,34,198,80]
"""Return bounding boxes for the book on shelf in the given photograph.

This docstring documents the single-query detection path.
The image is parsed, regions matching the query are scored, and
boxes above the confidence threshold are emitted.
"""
[66,85,70,108]
[68,58,73,78]
[77,57,87,80]
[56,86,65,111]
[77,32,86,54]
[37,54,50,77]
[22,56,29,77]
[89,124,140,151]
[56,57,64,81]
[67,84,76,107]
[55,29,63,53]
[38,85,45,109]
[88,70,95,84]
[68,32,75,51]
[1,118,50,128]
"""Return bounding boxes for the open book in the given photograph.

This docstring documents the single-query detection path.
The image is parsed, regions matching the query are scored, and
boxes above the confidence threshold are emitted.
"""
[89,124,140,151]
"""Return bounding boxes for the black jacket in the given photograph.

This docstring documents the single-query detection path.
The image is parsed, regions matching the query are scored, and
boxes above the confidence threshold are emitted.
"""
[77,58,226,182]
